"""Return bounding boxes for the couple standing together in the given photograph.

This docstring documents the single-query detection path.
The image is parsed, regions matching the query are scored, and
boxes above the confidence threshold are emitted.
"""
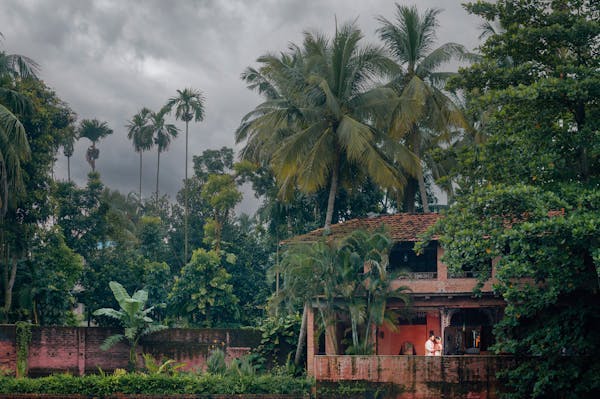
[425,331,442,356]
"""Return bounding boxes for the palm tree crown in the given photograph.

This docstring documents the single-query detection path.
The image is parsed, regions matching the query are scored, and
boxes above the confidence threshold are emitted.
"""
[147,107,179,201]
[165,88,205,123]
[377,4,469,212]
[237,21,418,229]
[78,118,113,172]
[126,107,153,201]
[0,45,39,217]
[165,88,205,263]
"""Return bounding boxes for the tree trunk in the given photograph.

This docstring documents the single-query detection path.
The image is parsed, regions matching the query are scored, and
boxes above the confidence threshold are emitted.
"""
[184,121,189,263]
[156,150,161,202]
[67,156,71,182]
[324,158,339,230]
[3,254,17,316]
[417,170,430,213]
[412,128,429,213]
[1,158,8,219]
[139,151,143,201]
[403,178,418,212]
[91,142,96,172]
[294,302,309,365]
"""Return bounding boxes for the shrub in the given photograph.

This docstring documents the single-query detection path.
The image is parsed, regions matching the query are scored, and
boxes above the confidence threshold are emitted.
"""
[0,373,312,395]
[206,348,227,374]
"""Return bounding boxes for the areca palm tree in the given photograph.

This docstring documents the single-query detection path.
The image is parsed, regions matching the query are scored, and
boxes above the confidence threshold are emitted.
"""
[275,238,341,361]
[126,107,153,201]
[60,126,77,182]
[147,108,179,201]
[237,22,418,229]
[165,88,205,262]
[78,119,113,172]
[377,4,470,212]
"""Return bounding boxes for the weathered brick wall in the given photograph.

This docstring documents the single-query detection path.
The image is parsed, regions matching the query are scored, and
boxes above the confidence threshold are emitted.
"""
[315,355,514,399]
[0,325,260,376]
[0,326,16,373]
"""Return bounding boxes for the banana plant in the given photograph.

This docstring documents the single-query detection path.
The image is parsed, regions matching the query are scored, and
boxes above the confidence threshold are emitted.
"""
[93,281,167,370]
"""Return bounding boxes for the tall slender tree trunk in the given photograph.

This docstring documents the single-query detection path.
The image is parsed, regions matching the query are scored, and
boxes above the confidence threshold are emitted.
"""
[417,170,430,213]
[294,302,309,365]
[3,253,17,317]
[1,159,8,219]
[403,178,418,212]
[324,157,339,230]
[91,143,96,172]
[139,152,143,201]
[156,150,161,202]
[412,128,429,213]
[67,156,71,182]
[184,121,189,263]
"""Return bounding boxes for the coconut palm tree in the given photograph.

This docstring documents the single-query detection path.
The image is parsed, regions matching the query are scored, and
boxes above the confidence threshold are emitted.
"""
[165,88,205,262]
[126,107,153,201]
[147,108,179,201]
[237,22,418,229]
[78,119,113,173]
[377,4,470,212]
[0,44,38,319]
[0,47,38,218]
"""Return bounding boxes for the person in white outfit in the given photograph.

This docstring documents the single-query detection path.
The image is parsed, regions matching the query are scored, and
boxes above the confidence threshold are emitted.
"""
[425,331,435,356]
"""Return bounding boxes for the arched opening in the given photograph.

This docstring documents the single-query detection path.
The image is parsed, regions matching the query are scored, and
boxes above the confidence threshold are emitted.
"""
[444,308,495,355]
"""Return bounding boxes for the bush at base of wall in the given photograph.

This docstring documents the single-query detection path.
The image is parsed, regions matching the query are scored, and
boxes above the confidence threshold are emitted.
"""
[0,374,312,396]
[317,381,404,399]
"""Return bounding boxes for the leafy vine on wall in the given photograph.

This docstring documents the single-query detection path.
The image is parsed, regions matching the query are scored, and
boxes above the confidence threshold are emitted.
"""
[15,322,32,378]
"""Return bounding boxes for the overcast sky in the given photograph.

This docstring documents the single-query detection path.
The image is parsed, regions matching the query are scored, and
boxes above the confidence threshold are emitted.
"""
[1,0,483,215]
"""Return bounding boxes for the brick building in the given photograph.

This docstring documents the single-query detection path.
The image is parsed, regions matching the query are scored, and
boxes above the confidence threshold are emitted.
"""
[287,213,505,378]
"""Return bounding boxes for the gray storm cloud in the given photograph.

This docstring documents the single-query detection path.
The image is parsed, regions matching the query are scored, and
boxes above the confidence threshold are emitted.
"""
[0,0,482,214]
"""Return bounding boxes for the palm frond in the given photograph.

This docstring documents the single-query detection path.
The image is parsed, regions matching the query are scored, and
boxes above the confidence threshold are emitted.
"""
[416,42,467,77]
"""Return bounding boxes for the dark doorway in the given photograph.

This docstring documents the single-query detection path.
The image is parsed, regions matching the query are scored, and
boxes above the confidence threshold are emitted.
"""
[444,308,495,354]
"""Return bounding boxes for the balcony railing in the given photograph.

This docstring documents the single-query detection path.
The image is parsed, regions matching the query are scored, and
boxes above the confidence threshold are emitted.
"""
[449,271,478,278]
[397,272,437,280]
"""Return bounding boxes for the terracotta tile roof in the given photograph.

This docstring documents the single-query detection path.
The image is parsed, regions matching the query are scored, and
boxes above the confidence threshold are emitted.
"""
[283,213,442,244]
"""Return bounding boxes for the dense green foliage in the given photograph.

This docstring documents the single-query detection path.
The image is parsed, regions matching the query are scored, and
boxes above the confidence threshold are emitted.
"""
[0,373,311,395]
[419,1,600,397]
[2,4,598,395]
[277,229,409,356]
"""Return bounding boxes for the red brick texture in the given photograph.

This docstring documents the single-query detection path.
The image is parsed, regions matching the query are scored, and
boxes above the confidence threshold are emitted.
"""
[315,355,513,399]
[0,326,260,376]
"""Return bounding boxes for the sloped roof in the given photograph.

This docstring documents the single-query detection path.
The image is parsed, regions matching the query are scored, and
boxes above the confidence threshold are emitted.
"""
[283,213,442,244]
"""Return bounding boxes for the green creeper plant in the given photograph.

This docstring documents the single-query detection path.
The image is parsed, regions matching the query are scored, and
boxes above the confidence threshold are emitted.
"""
[15,321,32,378]
[93,281,167,370]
